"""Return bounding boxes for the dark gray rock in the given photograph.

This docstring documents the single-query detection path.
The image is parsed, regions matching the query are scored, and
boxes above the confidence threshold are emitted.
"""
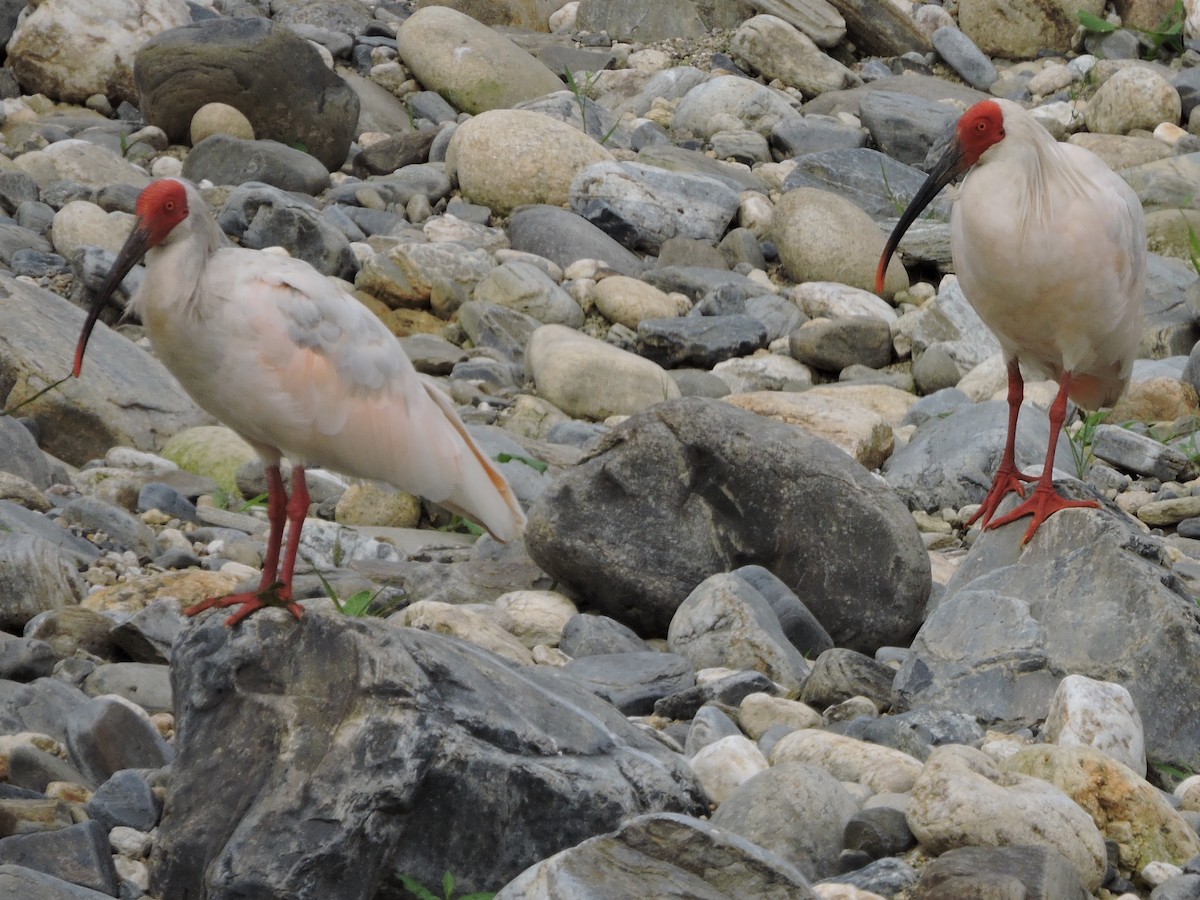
[181,135,332,193]
[1144,254,1200,359]
[0,821,119,896]
[150,611,704,897]
[801,648,896,711]
[745,294,806,342]
[217,183,357,279]
[789,316,893,372]
[111,598,187,664]
[894,508,1200,770]
[351,127,440,178]
[771,114,868,158]
[843,806,916,858]
[7,743,85,793]
[135,17,359,170]
[495,812,818,899]
[931,27,998,91]
[654,671,776,720]
[669,368,733,398]
[636,144,768,194]
[0,222,52,264]
[0,634,58,682]
[328,164,453,208]
[137,482,200,523]
[910,844,1091,899]
[0,865,115,899]
[65,696,174,789]
[457,301,540,368]
[559,614,649,657]
[820,856,920,895]
[732,565,833,659]
[560,651,695,715]
[507,205,645,277]
[570,161,740,254]
[783,148,949,220]
[883,400,1072,513]
[637,315,769,368]
[0,535,86,632]
[1092,424,1192,481]
[640,266,767,302]
[526,398,930,651]
[858,91,958,167]
[1174,69,1200,120]
[710,763,859,881]
[901,388,972,427]
[85,769,162,832]
[61,496,157,559]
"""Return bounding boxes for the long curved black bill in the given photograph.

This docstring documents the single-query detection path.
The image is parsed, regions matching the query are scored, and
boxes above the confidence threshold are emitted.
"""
[875,138,968,295]
[72,223,153,377]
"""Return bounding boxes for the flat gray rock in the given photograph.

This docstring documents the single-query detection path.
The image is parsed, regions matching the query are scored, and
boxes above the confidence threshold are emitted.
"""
[894,507,1200,771]
[181,135,332,194]
[506,205,645,278]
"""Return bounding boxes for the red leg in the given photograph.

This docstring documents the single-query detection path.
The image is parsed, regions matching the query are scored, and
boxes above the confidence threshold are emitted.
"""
[988,371,1100,543]
[186,463,306,627]
[966,359,1036,528]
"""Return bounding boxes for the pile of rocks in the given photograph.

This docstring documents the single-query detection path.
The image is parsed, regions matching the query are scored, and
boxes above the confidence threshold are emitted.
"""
[0,0,1199,898]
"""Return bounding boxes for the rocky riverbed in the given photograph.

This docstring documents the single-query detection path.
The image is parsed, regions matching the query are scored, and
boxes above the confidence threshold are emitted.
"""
[0,0,1199,898]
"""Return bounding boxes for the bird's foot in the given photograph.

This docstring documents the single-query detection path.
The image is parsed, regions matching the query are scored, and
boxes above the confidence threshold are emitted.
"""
[185,583,305,628]
[986,483,1100,545]
[965,465,1037,528]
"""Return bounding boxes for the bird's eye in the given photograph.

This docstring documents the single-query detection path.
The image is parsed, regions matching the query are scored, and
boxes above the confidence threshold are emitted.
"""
[164,200,175,211]
[976,121,988,131]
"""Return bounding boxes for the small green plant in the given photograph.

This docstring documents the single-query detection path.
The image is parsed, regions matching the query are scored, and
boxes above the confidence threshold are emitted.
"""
[1183,213,1200,277]
[563,65,620,146]
[1066,408,1108,479]
[311,564,405,618]
[496,451,548,473]
[395,871,493,900]
[437,514,485,536]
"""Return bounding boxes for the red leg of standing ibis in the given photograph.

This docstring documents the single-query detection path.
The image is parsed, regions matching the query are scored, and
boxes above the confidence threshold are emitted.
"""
[185,463,306,627]
[987,371,1100,543]
[965,359,1037,528]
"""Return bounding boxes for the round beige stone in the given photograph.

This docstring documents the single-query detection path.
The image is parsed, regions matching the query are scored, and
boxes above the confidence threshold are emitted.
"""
[190,102,255,144]
[591,275,690,329]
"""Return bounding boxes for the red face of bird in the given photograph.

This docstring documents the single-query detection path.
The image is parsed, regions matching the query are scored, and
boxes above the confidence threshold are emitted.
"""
[72,179,190,377]
[874,100,1007,294]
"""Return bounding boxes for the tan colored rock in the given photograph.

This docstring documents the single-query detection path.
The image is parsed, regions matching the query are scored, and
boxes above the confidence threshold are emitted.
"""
[161,426,258,498]
[1109,378,1198,423]
[1085,66,1182,135]
[1066,133,1173,171]
[1176,774,1200,812]
[959,0,1101,58]
[190,102,255,144]
[724,391,894,469]
[591,276,690,329]
[334,482,422,528]
[83,571,241,617]
[770,729,923,793]
[908,744,1107,891]
[738,693,823,739]
[731,15,858,98]
[803,383,918,429]
[527,324,680,421]
[51,201,135,259]
[775,189,908,296]
[447,109,613,215]
[1137,495,1200,527]
[690,735,769,804]
[1002,745,1200,871]
[395,600,534,665]
[494,590,578,649]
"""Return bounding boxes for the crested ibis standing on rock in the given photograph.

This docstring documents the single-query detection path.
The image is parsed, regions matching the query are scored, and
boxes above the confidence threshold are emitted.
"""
[74,178,526,626]
[877,98,1146,544]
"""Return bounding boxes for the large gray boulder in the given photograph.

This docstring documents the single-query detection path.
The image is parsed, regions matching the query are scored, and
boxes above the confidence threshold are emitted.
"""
[525,398,930,652]
[893,504,1200,771]
[150,611,704,898]
[134,18,359,170]
[0,274,207,467]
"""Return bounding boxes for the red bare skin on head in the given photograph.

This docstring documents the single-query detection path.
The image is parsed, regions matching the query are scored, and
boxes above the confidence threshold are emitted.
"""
[957,100,1006,168]
[136,179,189,246]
